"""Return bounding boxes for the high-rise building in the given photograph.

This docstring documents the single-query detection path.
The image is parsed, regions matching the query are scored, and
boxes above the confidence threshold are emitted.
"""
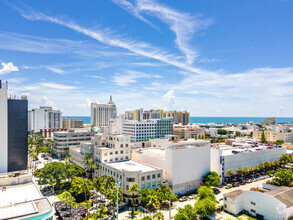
[163,110,190,125]
[91,96,117,127]
[0,80,28,173]
[28,106,62,132]
[123,118,173,142]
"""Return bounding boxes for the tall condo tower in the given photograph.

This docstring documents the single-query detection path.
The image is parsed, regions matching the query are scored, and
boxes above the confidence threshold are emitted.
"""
[91,96,117,127]
[0,80,28,173]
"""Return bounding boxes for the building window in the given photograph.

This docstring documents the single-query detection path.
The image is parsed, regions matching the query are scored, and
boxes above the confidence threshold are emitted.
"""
[126,144,128,147]
[121,144,123,148]
[120,157,124,160]
[120,150,123,154]
[110,152,113,155]
[152,174,156,179]
[126,185,129,190]
[115,151,118,154]
[110,159,113,162]
[141,176,145,181]
[157,174,161,178]
[147,183,150,188]
[120,175,122,179]
[127,178,135,182]
[152,182,156,187]
[224,204,227,208]
[125,156,129,159]
[251,202,256,205]
[147,175,150,180]
[115,158,118,161]
[104,153,107,156]
[104,160,107,162]
[251,209,256,213]
[141,184,145,189]
[224,197,227,201]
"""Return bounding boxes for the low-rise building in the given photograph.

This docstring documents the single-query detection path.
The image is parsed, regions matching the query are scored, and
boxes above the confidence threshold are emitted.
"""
[0,171,54,220]
[132,140,211,194]
[62,117,84,130]
[53,129,92,158]
[211,144,287,183]
[223,186,293,220]
[173,124,205,138]
[99,160,163,205]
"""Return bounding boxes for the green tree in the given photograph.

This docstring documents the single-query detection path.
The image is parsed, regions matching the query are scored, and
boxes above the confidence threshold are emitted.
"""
[261,131,266,143]
[236,167,243,176]
[95,205,107,219]
[197,186,215,201]
[69,177,95,203]
[242,167,249,180]
[37,162,66,189]
[128,183,140,216]
[59,191,76,215]
[175,204,196,220]
[202,172,220,187]
[82,155,97,179]
[156,185,172,203]
[275,140,284,145]
[194,198,216,217]
[218,129,228,135]
[272,168,293,186]
[227,169,234,183]
[279,154,291,166]
[153,211,165,220]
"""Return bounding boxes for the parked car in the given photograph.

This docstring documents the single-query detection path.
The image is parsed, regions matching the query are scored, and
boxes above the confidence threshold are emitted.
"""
[246,179,252,183]
[179,196,188,202]
[189,195,195,199]
[232,182,240,187]
[225,184,232,189]
[239,180,246,185]
[44,157,49,160]
[35,161,41,164]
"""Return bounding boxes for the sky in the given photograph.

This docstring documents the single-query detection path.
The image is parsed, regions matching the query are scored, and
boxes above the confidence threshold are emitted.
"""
[0,0,293,117]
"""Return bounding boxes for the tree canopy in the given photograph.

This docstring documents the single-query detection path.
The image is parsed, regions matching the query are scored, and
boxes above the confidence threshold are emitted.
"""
[202,172,220,187]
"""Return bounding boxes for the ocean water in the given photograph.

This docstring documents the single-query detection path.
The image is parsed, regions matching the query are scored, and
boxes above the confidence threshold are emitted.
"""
[63,116,293,124]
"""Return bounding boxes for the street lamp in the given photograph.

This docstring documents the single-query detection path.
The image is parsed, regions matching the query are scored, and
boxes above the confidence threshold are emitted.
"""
[116,182,120,220]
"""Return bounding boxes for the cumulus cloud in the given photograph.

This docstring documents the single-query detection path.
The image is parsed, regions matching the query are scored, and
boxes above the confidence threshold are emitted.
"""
[162,90,177,110]
[39,96,55,107]
[0,62,19,75]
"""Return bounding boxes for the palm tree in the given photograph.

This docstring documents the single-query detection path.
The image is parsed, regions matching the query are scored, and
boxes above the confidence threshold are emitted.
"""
[227,169,234,183]
[128,183,141,216]
[156,185,170,204]
[146,194,160,217]
[138,189,151,207]
[83,155,97,179]
[153,211,164,220]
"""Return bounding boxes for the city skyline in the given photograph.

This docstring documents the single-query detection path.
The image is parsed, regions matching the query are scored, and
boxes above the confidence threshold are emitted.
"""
[0,0,293,117]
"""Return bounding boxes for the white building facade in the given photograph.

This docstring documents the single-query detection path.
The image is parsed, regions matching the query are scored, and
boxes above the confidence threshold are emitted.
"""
[211,145,287,183]
[132,140,211,194]
[91,96,117,127]
[28,106,62,132]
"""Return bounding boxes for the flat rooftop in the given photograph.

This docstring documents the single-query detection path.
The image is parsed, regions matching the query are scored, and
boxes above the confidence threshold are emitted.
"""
[135,148,166,160]
[213,145,285,156]
[0,183,42,207]
[106,160,160,172]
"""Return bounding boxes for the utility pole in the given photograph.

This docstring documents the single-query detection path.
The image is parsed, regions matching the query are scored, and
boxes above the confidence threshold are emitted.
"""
[169,190,171,220]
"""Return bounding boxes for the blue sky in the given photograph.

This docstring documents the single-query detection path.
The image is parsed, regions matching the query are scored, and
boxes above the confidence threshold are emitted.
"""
[0,0,293,117]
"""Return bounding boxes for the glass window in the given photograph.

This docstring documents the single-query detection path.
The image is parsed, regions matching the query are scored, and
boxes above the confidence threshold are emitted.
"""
[104,160,107,162]
[126,156,129,159]
[152,174,156,179]
[141,184,145,189]
[115,158,118,161]
[147,183,150,188]
[120,150,123,154]
[147,175,150,180]
[121,144,123,148]
[157,174,161,178]
[152,182,156,187]
[141,176,145,181]
[126,144,129,147]
[115,151,118,154]
[126,185,129,190]
[127,178,135,182]
[110,152,113,155]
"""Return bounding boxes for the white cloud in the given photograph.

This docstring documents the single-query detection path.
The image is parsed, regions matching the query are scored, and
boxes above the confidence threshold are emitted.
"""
[113,0,213,64]
[40,83,77,90]
[46,67,67,74]
[90,75,104,79]
[15,7,216,77]
[39,96,55,107]
[0,62,19,75]
[113,69,161,86]
[162,90,177,110]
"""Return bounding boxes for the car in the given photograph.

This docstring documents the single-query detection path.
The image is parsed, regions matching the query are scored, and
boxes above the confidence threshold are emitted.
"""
[179,196,188,202]
[213,188,221,195]
[225,184,232,189]
[246,179,252,183]
[232,182,240,187]
[189,195,195,199]
[44,157,49,160]
[35,161,41,164]
[239,181,246,185]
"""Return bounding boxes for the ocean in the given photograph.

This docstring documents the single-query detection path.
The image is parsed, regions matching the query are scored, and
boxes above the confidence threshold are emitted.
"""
[63,116,293,124]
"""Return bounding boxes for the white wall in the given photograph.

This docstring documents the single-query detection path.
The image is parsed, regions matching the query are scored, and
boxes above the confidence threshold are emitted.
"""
[224,191,287,220]
[0,82,8,173]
